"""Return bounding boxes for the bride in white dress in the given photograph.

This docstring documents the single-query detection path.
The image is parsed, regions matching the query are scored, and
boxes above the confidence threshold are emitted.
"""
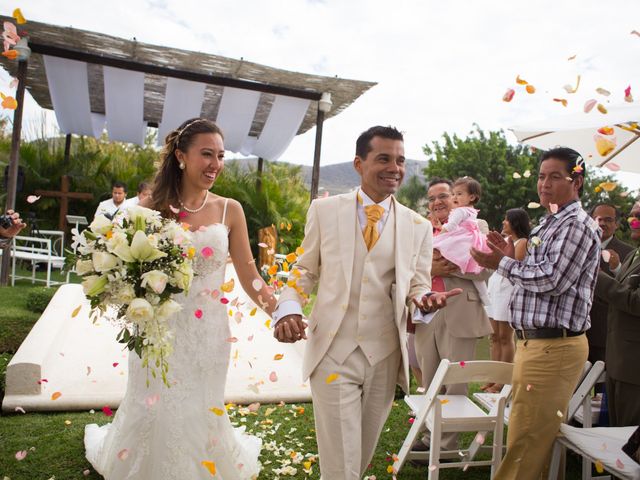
[84,118,278,479]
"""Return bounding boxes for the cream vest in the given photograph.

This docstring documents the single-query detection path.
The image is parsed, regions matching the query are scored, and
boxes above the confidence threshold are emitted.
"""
[326,204,399,366]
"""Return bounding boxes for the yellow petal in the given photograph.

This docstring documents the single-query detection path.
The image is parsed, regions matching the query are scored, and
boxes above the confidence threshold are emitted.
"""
[325,373,339,384]
[285,253,297,263]
[267,265,278,276]
[274,353,284,360]
[249,307,257,316]
[220,278,235,293]
[264,319,271,329]
[12,8,26,24]
[71,305,82,318]
[295,246,305,256]
[209,407,225,416]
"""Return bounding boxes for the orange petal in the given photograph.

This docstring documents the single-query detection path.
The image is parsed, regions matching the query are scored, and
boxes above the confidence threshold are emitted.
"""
[594,135,616,156]
[597,103,608,114]
[515,75,528,85]
[553,98,568,107]
[295,246,305,256]
[273,353,284,360]
[1,49,18,60]
[201,460,217,476]
[51,391,62,400]
[597,126,614,135]
[525,85,536,94]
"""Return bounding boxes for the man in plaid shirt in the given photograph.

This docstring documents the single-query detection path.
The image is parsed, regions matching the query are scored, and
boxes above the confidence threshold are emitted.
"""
[471,147,600,479]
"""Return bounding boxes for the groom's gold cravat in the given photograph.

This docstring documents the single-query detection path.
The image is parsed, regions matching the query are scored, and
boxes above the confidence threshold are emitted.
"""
[362,204,385,251]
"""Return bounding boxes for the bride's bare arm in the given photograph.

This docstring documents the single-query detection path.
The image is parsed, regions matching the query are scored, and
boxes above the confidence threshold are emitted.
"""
[226,199,277,317]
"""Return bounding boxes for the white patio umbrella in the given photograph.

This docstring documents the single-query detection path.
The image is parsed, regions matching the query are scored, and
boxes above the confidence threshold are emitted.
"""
[510,103,640,173]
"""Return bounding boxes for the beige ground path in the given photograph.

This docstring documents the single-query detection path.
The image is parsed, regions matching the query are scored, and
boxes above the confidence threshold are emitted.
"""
[2,263,311,413]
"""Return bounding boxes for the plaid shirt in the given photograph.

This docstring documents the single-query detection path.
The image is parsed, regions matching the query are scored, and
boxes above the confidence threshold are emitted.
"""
[497,200,600,332]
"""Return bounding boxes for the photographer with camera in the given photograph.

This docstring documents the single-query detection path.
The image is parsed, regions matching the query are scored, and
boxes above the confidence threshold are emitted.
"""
[0,209,26,245]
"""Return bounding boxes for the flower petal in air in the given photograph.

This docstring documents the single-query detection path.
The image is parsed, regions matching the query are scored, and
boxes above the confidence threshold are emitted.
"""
[550,204,559,214]
[12,8,26,24]
[527,202,541,209]
[51,391,62,400]
[604,162,620,171]
[1,50,18,60]
[601,250,612,263]
[553,98,568,107]
[596,87,611,96]
[525,85,536,94]
[584,99,597,113]
[515,75,528,85]
[71,305,82,318]
[209,407,225,416]
[202,460,217,476]
[269,371,278,382]
[1,93,17,109]
[512,172,522,179]
[625,85,634,102]
[273,353,284,360]
[594,135,616,156]
[220,278,234,293]
[502,88,515,102]
[26,195,40,204]
[563,75,581,94]
[597,103,608,114]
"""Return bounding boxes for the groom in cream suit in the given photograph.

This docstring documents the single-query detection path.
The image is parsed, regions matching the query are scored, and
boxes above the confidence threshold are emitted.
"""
[274,126,460,480]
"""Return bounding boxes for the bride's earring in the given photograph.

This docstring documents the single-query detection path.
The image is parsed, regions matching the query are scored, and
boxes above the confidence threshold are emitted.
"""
[179,161,185,170]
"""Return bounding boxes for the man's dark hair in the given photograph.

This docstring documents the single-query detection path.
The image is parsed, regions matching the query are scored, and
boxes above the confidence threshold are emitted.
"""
[540,147,585,196]
[112,181,127,192]
[589,202,621,221]
[355,126,403,159]
[505,208,532,239]
[137,181,150,194]
[426,177,453,190]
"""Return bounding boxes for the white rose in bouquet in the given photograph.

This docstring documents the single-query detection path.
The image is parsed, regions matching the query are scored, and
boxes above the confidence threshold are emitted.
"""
[75,259,93,276]
[155,299,182,320]
[82,275,109,297]
[172,261,194,291]
[141,270,169,294]
[92,251,119,273]
[114,283,136,304]
[126,298,155,325]
[89,215,112,235]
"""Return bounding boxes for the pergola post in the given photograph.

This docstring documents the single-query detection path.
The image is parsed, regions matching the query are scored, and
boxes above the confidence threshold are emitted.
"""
[1,59,28,286]
[310,106,325,203]
[256,156,264,192]
[63,133,72,166]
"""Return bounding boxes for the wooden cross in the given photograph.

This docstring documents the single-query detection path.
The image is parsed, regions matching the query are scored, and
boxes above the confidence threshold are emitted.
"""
[35,175,93,230]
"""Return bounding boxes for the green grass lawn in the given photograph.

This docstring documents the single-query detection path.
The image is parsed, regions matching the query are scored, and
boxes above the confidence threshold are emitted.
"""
[0,278,585,479]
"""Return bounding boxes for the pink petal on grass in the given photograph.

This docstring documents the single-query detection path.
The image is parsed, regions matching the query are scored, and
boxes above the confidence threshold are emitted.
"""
[102,406,113,416]
[15,450,27,460]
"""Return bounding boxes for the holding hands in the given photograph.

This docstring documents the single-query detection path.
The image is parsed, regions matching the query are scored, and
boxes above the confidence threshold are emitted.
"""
[274,314,308,343]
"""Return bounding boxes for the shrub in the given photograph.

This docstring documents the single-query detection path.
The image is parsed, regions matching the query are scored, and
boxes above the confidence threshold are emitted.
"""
[26,287,57,313]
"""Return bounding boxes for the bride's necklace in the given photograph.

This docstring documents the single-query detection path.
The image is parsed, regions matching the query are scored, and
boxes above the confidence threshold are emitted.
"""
[179,191,208,214]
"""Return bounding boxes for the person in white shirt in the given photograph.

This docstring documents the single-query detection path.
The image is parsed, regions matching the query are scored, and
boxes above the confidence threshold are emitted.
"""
[94,181,127,220]
[123,181,152,210]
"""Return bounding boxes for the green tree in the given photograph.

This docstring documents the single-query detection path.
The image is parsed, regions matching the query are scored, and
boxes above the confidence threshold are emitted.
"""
[396,175,427,215]
[422,126,637,235]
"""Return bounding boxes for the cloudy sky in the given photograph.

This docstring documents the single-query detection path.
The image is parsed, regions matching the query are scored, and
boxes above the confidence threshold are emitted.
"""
[4,0,640,190]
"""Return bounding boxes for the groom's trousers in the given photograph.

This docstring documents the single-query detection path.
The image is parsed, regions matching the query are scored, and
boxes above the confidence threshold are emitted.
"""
[310,346,401,480]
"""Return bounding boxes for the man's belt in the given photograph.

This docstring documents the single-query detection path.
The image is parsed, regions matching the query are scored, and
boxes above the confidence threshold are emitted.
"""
[515,328,584,340]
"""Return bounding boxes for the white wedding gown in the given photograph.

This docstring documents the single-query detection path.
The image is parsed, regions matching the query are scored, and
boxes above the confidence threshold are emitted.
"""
[84,221,262,479]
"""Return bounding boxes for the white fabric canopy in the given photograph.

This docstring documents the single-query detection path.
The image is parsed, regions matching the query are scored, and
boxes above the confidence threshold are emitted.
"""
[216,87,261,153]
[42,55,105,137]
[157,77,207,146]
[103,66,147,145]
[41,59,313,160]
[252,95,311,160]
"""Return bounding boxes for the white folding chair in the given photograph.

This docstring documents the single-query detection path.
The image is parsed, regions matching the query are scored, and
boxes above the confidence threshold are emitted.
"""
[394,359,514,479]
[548,424,640,480]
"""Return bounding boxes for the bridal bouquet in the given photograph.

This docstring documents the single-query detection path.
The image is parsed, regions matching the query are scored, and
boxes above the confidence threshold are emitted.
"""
[71,206,195,386]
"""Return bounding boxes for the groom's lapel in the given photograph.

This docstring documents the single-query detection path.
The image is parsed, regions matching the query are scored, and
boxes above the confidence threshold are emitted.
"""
[338,190,358,288]
[619,248,640,281]
[394,197,414,325]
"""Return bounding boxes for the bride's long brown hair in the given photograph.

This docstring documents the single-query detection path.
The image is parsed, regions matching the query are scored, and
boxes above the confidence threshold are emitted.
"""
[150,118,224,218]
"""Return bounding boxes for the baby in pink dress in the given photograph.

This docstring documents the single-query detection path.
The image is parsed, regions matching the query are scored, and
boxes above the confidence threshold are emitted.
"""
[433,177,490,303]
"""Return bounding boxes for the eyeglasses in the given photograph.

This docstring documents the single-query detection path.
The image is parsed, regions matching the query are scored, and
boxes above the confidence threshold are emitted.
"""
[595,216,616,224]
[427,193,451,203]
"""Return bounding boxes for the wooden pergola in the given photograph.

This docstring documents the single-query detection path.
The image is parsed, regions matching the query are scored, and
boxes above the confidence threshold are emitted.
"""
[0,17,375,285]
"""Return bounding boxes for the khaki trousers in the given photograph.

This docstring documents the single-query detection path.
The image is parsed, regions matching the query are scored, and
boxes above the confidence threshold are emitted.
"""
[494,334,588,480]
[414,317,477,449]
[310,347,401,480]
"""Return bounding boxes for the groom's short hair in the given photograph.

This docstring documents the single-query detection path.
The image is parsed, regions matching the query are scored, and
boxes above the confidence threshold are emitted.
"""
[355,126,403,159]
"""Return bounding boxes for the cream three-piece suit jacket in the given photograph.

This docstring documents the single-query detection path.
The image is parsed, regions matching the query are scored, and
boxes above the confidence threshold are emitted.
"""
[277,190,433,392]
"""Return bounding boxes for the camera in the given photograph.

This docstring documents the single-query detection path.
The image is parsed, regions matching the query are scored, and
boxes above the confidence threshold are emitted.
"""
[0,214,13,229]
